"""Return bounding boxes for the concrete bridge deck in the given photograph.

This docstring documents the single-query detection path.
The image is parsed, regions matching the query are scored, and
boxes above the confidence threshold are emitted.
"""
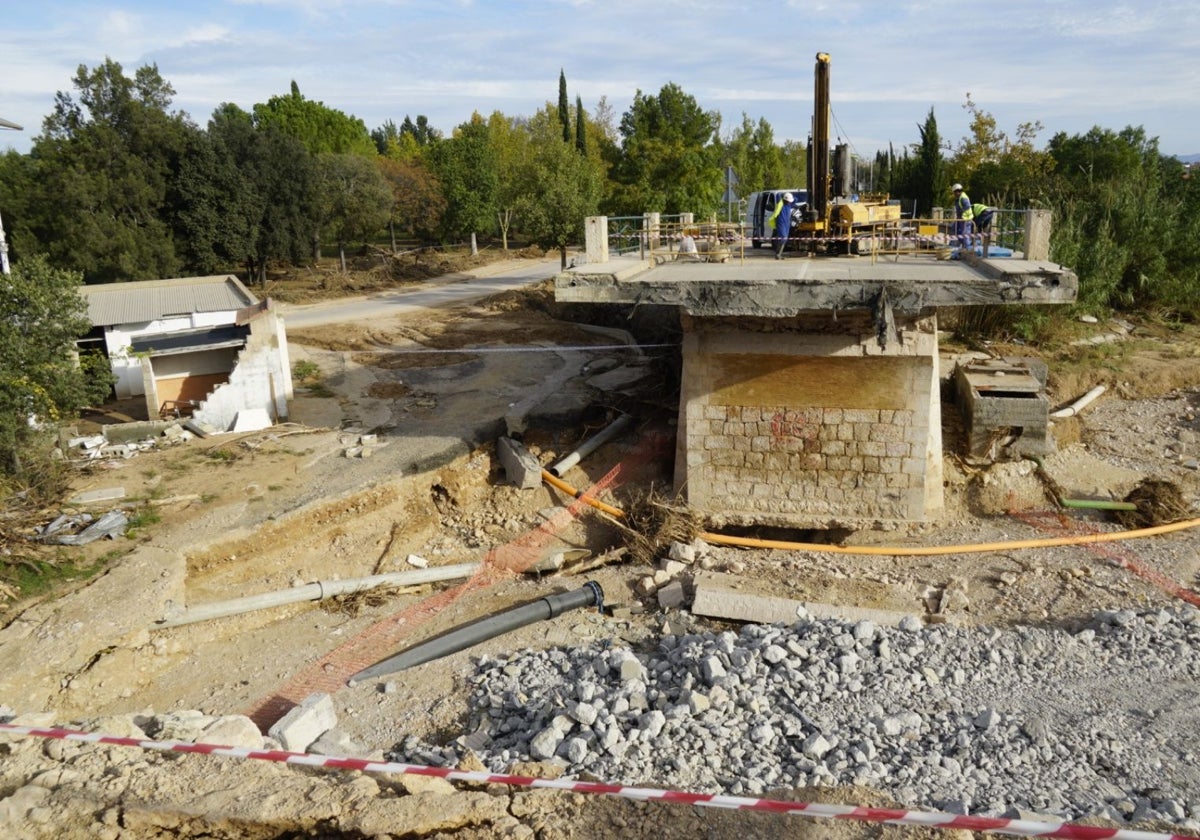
[556,249,1078,316]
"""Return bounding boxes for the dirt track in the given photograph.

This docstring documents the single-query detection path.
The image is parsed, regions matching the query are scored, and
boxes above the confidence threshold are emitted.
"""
[2,268,1200,838]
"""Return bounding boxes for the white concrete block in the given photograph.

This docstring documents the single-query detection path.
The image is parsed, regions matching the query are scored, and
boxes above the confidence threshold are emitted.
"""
[267,692,337,752]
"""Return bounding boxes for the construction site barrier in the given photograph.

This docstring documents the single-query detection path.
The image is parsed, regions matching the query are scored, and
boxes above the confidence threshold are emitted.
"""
[0,724,1190,840]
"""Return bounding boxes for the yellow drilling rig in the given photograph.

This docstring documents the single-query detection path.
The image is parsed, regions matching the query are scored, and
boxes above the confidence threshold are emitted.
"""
[793,52,901,255]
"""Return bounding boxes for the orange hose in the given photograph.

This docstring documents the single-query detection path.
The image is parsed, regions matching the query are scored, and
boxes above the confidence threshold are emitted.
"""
[541,470,626,519]
[697,519,1200,555]
[541,471,1200,555]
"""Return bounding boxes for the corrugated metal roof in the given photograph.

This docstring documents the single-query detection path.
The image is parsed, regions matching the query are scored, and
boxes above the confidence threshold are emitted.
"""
[78,275,259,327]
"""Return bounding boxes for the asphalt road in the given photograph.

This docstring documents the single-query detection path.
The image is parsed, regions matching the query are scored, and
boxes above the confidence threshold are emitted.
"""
[277,257,563,329]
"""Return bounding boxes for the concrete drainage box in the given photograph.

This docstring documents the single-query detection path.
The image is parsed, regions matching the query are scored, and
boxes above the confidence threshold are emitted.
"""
[954,357,1051,463]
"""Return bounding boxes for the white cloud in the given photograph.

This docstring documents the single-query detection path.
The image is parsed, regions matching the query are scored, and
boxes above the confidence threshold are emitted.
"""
[0,0,1196,156]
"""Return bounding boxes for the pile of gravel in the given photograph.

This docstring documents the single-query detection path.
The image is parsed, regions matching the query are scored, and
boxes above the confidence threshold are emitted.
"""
[392,606,1200,830]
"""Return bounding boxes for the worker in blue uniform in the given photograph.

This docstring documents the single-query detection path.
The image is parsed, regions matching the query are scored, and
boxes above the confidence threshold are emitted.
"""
[767,192,798,260]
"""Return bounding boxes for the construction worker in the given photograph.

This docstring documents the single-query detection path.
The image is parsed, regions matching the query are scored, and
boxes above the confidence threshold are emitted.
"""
[951,184,973,249]
[972,201,996,255]
[767,192,798,260]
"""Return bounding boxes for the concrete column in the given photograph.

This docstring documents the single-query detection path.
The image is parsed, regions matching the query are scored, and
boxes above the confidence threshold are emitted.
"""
[141,357,160,421]
[680,213,694,227]
[643,212,661,256]
[585,216,608,265]
[1024,209,1052,261]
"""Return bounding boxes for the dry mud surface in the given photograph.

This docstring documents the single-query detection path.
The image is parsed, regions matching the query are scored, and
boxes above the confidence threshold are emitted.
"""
[2,284,1200,839]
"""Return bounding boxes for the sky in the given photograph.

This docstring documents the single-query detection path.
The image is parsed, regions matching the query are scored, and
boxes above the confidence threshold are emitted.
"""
[1,0,1198,162]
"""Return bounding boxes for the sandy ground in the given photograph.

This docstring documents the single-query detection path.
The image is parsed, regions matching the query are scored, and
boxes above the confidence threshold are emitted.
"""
[2,275,1199,838]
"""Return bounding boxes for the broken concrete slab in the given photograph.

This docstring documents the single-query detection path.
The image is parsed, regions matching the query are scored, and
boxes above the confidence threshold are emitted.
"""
[690,571,916,627]
[267,692,337,752]
[67,487,127,507]
[497,436,542,489]
[183,418,216,438]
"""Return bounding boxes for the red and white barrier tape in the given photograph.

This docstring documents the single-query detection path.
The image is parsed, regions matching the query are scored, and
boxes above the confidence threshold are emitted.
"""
[0,724,1191,840]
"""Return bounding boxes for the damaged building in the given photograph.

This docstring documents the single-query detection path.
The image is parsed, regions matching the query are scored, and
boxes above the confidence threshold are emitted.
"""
[76,275,294,432]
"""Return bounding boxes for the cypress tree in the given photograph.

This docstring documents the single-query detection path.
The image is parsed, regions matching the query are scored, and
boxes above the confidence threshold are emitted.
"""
[558,70,570,143]
[575,94,587,155]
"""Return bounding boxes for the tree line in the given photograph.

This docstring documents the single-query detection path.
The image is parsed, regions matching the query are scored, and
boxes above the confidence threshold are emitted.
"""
[3,58,1195,319]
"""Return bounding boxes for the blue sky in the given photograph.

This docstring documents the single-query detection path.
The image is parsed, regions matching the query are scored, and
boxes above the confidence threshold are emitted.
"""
[2,0,1197,160]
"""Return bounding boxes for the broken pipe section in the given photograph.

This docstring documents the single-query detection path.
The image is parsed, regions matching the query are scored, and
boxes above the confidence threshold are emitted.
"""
[347,581,604,686]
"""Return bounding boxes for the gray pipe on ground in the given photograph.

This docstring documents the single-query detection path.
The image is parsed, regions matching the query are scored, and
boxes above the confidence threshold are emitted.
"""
[152,563,480,629]
[347,581,604,686]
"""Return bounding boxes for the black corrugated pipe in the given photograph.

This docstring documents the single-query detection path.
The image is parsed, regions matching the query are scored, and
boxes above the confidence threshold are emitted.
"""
[347,581,604,686]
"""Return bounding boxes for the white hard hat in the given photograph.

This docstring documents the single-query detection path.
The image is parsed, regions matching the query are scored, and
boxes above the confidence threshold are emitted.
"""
[783,192,794,202]
[951,183,963,192]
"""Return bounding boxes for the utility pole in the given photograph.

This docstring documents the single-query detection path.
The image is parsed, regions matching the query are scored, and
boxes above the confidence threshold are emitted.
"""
[0,116,22,275]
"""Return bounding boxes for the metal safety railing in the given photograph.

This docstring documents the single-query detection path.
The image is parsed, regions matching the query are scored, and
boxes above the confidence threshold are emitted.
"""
[856,208,1029,263]
[588,208,1046,266]
[606,215,747,263]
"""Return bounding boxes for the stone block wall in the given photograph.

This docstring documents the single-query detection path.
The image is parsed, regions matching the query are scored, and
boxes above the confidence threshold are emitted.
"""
[675,312,943,529]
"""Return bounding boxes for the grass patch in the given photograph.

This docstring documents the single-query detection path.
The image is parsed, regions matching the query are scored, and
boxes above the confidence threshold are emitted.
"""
[1,550,116,604]
[304,382,336,398]
[125,506,161,537]
[202,447,240,464]
[293,359,321,382]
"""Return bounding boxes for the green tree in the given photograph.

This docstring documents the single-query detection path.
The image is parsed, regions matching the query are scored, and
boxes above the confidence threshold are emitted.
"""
[429,113,498,244]
[515,111,602,268]
[371,119,401,155]
[400,115,441,146]
[723,114,784,195]
[314,153,394,271]
[0,256,112,481]
[206,104,318,285]
[950,96,1052,208]
[1047,126,1180,311]
[488,111,531,251]
[611,83,722,215]
[174,117,255,275]
[0,150,35,266]
[252,81,376,157]
[22,58,196,283]
[778,139,807,193]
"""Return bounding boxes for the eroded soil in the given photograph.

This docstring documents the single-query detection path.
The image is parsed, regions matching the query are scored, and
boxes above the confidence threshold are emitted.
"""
[3,263,1200,838]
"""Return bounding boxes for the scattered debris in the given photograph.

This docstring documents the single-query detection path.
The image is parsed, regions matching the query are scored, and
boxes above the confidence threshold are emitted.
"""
[35,510,128,545]
[1115,478,1192,529]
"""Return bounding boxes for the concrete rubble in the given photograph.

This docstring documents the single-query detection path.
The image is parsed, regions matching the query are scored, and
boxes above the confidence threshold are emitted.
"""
[393,606,1200,832]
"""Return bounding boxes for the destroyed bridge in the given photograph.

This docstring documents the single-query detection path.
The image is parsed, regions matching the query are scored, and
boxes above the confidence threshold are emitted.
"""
[555,210,1078,531]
